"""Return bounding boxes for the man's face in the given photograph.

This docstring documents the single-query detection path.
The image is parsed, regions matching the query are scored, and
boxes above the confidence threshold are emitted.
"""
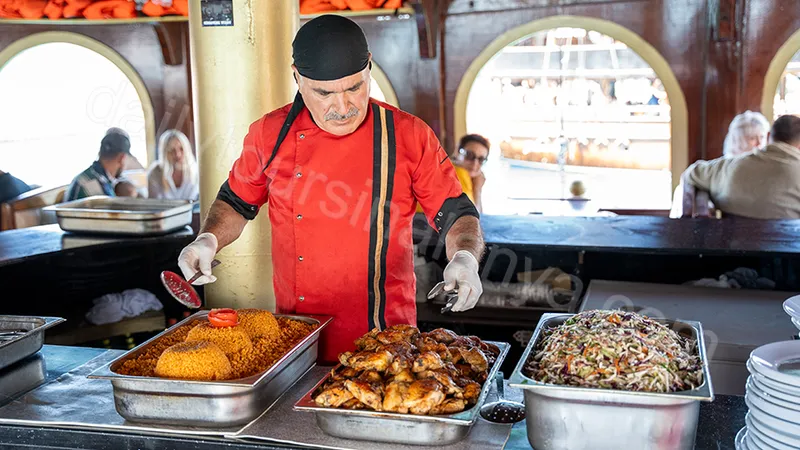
[294,65,371,136]
[114,154,127,178]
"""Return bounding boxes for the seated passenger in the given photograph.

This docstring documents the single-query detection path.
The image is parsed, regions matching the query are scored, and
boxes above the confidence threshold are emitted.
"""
[682,114,800,219]
[451,134,490,213]
[147,130,199,201]
[670,111,769,218]
[64,128,131,202]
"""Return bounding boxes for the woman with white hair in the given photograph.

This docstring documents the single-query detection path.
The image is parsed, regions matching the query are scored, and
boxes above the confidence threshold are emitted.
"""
[722,111,770,157]
[147,130,199,201]
[670,111,770,218]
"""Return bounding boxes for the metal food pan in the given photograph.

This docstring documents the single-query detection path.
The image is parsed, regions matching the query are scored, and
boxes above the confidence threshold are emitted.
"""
[0,353,46,407]
[0,316,64,372]
[88,311,332,427]
[509,313,714,450]
[44,196,193,236]
[293,341,510,446]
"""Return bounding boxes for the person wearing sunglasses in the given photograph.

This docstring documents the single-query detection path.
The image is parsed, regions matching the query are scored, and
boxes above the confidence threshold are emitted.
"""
[452,134,490,213]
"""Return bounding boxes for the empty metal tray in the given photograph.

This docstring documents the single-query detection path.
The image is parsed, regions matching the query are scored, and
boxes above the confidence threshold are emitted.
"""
[0,316,64,372]
[45,196,193,236]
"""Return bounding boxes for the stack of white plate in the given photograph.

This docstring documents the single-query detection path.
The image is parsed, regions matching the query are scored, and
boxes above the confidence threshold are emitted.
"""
[782,296,800,336]
[737,340,800,449]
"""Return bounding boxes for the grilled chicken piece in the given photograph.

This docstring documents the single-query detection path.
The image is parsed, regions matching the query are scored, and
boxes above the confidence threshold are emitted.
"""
[339,351,354,367]
[341,398,366,410]
[330,366,358,381]
[344,379,383,411]
[358,370,383,384]
[348,349,394,373]
[454,363,474,378]
[382,381,411,413]
[423,328,458,344]
[450,335,475,348]
[453,347,488,373]
[314,381,355,407]
[466,336,499,354]
[431,398,467,415]
[406,379,446,415]
[376,324,420,344]
[482,341,501,356]
[387,355,412,375]
[416,370,463,397]
[389,368,415,383]
[381,341,417,375]
[461,381,482,404]
[354,328,381,351]
[413,351,446,373]
[415,336,453,361]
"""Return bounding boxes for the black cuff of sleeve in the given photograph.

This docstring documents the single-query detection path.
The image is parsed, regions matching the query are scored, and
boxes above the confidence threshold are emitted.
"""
[433,193,480,237]
[216,181,259,220]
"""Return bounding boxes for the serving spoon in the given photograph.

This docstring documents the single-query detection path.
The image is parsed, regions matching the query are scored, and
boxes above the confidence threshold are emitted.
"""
[160,259,220,309]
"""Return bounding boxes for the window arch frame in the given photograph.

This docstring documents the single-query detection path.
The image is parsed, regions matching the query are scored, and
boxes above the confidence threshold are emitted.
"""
[761,29,800,122]
[370,61,399,107]
[454,15,689,191]
[0,31,156,164]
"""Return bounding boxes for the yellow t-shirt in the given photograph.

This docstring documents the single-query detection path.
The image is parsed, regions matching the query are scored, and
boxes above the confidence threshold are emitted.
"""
[416,165,473,213]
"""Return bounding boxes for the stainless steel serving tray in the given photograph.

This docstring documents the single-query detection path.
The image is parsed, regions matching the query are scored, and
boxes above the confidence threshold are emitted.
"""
[293,341,510,446]
[0,316,64,372]
[89,311,332,427]
[44,196,193,236]
[509,313,714,450]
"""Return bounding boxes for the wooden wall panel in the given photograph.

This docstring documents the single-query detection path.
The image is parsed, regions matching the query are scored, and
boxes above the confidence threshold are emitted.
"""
[741,1,800,116]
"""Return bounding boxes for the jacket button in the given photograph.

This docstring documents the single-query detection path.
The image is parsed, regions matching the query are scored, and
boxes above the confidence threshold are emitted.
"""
[296,172,302,178]
[299,296,305,302]
[299,134,305,139]
[298,256,304,261]
[296,214,303,220]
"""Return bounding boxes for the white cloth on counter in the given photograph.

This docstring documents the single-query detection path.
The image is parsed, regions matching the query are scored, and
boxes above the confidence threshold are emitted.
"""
[85,289,163,325]
[685,267,776,290]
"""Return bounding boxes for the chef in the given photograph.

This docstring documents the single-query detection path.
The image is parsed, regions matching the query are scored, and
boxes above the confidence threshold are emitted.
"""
[178,15,484,362]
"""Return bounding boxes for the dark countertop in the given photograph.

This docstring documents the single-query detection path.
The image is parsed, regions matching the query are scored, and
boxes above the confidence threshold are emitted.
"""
[479,215,800,256]
[7,215,800,271]
[0,224,195,268]
[0,345,745,450]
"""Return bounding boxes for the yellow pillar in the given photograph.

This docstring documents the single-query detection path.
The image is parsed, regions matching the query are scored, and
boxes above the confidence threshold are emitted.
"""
[189,0,298,310]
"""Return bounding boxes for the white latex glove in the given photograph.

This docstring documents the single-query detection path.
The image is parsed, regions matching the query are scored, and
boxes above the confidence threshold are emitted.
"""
[443,250,482,312]
[178,232,218,285]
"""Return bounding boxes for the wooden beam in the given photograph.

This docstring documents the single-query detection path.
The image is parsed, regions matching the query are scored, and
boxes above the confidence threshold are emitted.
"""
[410,0,440,59]
[154,22,185,66]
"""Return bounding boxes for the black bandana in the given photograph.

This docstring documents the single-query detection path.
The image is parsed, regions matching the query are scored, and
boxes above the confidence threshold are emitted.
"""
[292,15,370,81]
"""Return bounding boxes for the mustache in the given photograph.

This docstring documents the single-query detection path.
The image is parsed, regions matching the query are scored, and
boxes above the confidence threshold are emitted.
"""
[324,108,359,121]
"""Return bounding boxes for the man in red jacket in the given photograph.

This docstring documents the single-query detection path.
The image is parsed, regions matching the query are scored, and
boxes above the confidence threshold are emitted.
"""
[178,15,484,362]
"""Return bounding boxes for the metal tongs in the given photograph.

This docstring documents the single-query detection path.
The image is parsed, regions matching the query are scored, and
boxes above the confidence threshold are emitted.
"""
[427,281,458,314]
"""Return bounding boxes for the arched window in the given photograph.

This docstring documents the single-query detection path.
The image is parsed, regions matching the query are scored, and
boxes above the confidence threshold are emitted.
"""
[457,18,687,216]
[0,38,151,188]
[773,49,800,117]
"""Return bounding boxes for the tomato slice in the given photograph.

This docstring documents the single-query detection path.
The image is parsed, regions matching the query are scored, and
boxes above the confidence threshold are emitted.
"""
[208,308,238,328]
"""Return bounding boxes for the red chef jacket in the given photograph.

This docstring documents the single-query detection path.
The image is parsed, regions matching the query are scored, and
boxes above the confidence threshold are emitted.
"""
[223,98,474,362]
